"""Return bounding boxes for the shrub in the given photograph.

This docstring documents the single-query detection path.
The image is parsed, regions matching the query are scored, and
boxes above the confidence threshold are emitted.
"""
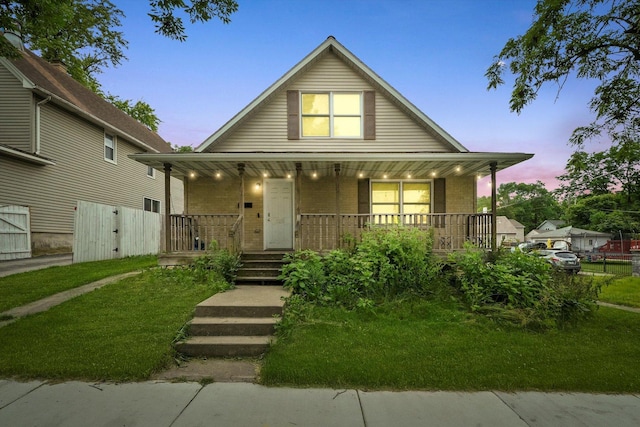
[450,244,600,328]
[280,227,444,308]
[191,240,241,286]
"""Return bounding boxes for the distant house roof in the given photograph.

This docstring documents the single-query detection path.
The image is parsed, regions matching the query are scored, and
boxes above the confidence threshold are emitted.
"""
[1,49,172,154]
[536,220,566,230]
[497,216,524,235]
[528,226,610,240]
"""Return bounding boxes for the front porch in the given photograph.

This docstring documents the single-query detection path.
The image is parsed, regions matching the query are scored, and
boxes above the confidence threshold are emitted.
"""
[164,212,492,255]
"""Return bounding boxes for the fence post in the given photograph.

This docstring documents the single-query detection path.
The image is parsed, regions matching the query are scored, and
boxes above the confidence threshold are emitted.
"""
[632,250,640,277]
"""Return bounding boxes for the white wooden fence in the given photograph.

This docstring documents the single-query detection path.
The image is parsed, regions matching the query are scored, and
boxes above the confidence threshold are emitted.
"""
[0,205,31,260]
[73,201,161,263]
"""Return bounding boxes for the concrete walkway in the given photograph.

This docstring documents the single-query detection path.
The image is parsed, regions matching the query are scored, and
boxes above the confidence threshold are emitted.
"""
[1,380,639,427]
[0,254,73,278]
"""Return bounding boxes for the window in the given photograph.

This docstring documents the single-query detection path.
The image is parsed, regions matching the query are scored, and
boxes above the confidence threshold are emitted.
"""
[104,133,116,163]
[301,92,362,137]
[143,197,160,213]
[147,166,155,178]
[371,181,431,222]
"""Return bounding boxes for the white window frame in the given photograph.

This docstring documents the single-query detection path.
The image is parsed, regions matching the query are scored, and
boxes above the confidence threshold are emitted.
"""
[300,91,363,138]
[104,133,116,164]
[370,179,433,220]
[143,197,161,213]
[147,165,155,178]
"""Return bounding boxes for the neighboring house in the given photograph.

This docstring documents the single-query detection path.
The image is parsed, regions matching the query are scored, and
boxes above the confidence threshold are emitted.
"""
[536,220,566,232]
[496,216,525,245]
[131,37,533,254]
[0,39,183,257]
[526,226,610,252]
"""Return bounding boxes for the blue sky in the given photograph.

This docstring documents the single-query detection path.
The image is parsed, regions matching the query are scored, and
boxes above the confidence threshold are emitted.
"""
[98,0,603,196]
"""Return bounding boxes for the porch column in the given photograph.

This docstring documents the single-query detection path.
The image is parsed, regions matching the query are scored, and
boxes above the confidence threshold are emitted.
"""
[295,162,302,250]
[490,161,497,252]
[238,163,245,253]
[163,162,172,253]
[335,163,341,248]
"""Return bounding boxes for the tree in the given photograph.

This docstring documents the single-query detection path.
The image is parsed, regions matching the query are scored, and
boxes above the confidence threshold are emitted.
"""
[562,193,640,233]
[1,0,238,129]
[486,0,640,148]
[556,131,640,202]
[492,181,562,232]
[105,94,161,131]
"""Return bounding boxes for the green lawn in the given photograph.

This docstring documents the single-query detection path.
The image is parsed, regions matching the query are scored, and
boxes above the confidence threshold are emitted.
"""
[599,276,640,308]
[261,300,640,392]
[0,255,157,312]
[0,269,226,381]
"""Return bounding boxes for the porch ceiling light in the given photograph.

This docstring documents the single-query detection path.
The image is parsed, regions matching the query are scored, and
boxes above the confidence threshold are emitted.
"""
[287,173,292,179]
[358,172,364,178]
[431,172,437,177]
[383,174,388,179]
[215,172,221,178]
[255,182,261,190]
[312,172,317,178]
[456,166,461,173]
[407,174,412,179]
[189,172,196,178]
[263,173,268,178]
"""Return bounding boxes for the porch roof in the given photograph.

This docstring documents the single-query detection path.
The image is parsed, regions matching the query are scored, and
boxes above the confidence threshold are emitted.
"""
[129,151,533,180]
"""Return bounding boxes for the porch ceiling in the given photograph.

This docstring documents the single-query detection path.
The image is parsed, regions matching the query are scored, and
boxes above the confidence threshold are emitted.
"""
[129,152,533,180]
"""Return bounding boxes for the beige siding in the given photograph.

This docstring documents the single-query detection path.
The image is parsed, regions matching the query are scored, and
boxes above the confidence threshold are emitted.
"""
[0,102,175,238]
[211,52,450,153]
[0,65,32,151]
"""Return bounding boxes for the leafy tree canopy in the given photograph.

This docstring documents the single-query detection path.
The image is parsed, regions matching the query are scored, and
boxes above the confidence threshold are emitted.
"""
[479,181,562,232]
[1,0,237,131]
[487,0,640,147]
[556,131,640,202]
[562,193,640,234]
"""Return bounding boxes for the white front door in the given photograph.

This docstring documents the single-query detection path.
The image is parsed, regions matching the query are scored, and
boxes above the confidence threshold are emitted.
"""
[264,179,294,249]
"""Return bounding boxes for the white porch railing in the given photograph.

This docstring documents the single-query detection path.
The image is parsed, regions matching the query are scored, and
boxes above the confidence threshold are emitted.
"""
[170,213,492,253]
[169,214,240,252]
[298,213,492,252]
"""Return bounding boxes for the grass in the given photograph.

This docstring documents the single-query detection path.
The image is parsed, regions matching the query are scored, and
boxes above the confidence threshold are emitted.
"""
[0,269,227,381]
[0,255,157,312]
[261,300,640,392]
[599,276,640,308]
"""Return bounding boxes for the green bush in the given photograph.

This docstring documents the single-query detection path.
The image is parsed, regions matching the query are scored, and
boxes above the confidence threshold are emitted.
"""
[449,244,600,328]
[190,241,241,286]
[280,227,444,308]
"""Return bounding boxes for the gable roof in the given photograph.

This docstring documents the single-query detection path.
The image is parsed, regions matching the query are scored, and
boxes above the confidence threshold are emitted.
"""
[197,36,469,153]
[528,226,610,239]
[0,50,172,154]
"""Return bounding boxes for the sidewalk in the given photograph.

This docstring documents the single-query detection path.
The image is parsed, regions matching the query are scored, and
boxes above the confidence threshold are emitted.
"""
[1,380,639,427]
[0,254,73,278]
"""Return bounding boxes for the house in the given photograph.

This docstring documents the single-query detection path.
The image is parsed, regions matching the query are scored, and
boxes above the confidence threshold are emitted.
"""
[496,216,525,245]
[526,226,610,253]
[0,37,183,258]
[131,37,533,254]
[536,220,566,232]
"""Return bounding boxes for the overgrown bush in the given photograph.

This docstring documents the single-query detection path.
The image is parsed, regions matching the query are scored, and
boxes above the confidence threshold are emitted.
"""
[449,244,600,328]
[280,227,444,308]
[193,241,242,285]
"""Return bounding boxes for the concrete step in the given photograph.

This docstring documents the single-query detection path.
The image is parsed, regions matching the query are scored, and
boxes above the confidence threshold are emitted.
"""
[176,336,272,357]
[241,260,286,269]
[193,286,288,317]
[241,251,291,261]
[189,317,278,336]
[237,267,281,278]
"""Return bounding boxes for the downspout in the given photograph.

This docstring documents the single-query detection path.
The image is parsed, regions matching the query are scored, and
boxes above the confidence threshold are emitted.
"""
[35,96,51,154]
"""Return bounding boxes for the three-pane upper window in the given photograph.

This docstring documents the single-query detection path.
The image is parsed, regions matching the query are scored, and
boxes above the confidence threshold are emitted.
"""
[104,134,116,163]
[301,92,362,137]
